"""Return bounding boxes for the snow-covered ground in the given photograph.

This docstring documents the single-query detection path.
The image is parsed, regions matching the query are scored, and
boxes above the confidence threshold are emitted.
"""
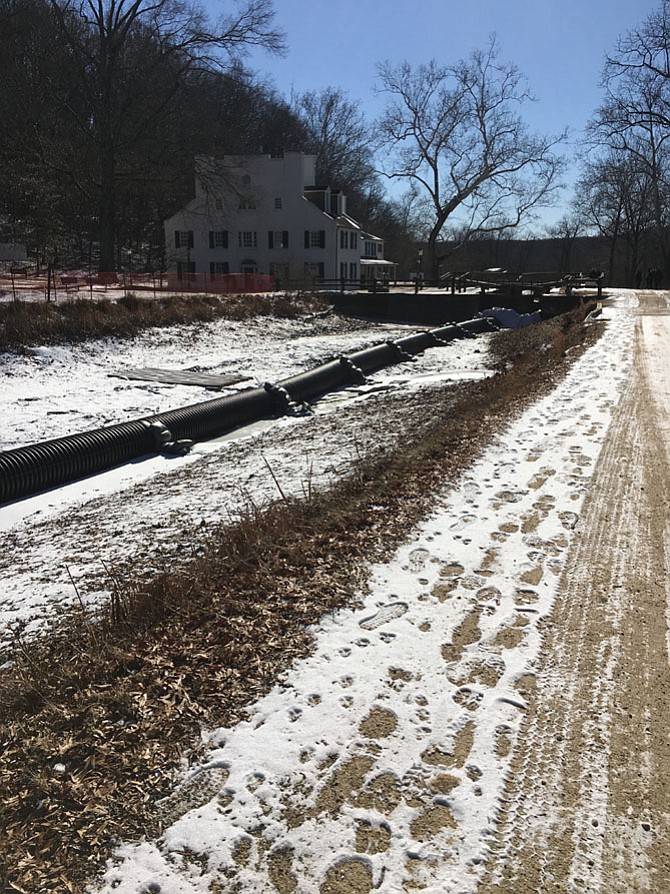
[1,313,426,452]
[0,311,491,643]
[0,293,637,892]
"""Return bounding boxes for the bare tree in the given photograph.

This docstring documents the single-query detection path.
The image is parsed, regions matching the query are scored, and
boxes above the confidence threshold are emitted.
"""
[47,0,285,270]
[598,2,670,279]
[605,0,670,131]
[295,88,376,193]
[545,212,587,275]
[577,151,658,285]
[376,38,566,281]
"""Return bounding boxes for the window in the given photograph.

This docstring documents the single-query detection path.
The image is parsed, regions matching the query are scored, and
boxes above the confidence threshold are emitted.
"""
[305,262,324,280]
[274,197,282,209]
[268,230,289,249]
[365,240,376,257]
[349,262,357,280]
[174,230,193,249]
[177,260,195,280]
[238,231,258,249]
[241,259,258,274]
[304,230,325,249]
[349,231,357,250]
[340,262,348,279]
[340,230,348,249]
[238,196,256,210]
[209,230,228,249]
[210,261,229,276]
[215,198,223,211]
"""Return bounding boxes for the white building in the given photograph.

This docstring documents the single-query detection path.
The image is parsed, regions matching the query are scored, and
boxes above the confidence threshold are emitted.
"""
[163,152,395,289]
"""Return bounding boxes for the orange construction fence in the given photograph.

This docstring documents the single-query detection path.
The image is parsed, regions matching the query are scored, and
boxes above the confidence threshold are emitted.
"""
[0,269,276,298]
[166,272,276,294]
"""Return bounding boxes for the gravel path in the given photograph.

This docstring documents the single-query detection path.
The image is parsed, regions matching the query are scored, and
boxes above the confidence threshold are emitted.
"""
[479,290,670,894]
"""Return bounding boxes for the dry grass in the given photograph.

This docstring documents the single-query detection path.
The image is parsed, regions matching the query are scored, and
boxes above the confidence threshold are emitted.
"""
[0,292,328,350]
[0,305,601,892]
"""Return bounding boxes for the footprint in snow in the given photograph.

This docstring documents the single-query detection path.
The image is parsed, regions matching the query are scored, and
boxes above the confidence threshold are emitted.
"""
[558,512,579,531]
[405,547,430,571]
[514,588,540,605]
[494,489,526,504]
[527,467,556,490]
[359,601,408,630]
[446,654,505,688]
[440,561,465,578]
[476,585,502,605]
[450,513,477,531]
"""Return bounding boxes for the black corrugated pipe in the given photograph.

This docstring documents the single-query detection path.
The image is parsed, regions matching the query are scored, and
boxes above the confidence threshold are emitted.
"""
[0,420,156,505]
[152,386,276,443]
[0,388,278,505]
[278,358,356,404]
[0,316,499,505]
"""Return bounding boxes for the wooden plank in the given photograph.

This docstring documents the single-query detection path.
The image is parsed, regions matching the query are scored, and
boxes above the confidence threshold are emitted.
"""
[110,367,250,388]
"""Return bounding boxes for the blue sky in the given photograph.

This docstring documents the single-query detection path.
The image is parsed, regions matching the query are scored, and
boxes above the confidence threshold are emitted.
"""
[238,0,658,228]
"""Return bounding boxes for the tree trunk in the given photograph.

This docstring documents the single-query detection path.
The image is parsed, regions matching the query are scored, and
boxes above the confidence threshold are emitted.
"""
[99,137,116,272]
[607,229,619,286]
[426,230,440,284]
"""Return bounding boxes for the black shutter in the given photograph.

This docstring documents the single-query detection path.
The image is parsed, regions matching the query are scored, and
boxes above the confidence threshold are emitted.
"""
[188,231,194,249]
[319,230,325,249]
[268,231,274,249]
[175,230,180,248]
[283,231,289,248]
[209,231,214,249]
[304,230,310,249]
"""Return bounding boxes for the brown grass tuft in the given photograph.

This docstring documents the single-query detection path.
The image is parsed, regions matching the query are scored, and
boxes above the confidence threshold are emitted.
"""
[0,292,329,351]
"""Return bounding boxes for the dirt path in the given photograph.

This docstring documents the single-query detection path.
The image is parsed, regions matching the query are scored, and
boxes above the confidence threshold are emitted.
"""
[479,291,670,893]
